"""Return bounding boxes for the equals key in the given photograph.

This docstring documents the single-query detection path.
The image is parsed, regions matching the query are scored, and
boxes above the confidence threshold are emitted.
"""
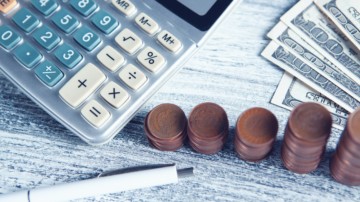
[97,46,125,72]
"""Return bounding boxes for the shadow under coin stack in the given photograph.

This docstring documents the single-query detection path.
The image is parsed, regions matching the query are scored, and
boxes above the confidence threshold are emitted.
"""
[144,104,187,151]
[188,103,229,155]
[330,108,360,186]
[234,108,278,162]
[281,103,332,174]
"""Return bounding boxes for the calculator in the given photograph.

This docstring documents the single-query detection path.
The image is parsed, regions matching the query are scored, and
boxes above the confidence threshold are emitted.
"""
[0,0,240,145]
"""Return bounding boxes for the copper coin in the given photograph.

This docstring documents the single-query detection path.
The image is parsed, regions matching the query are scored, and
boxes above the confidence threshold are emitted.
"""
[338,132,360,159]
[234,136,274,156]
[288,102,332,142]
[282,141,323,162]
[281,148,321,174]
[188,102,229,140]
[234,139,272,162]
[236,107,278,147]
[347,108,360,145]
[283,131,326,157]
[336,144,360,168]
[144,103,187,151]
[330,154,360,184]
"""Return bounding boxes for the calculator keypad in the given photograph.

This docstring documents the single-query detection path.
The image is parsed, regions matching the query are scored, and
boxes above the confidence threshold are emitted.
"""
[119,64,147,90]
[54,44,83,69]
[0,25,21,50]
[115,28,142,54]
[97,46,125,72]
[14,42,42,68]
[74,26,101,51]
[52,9,80,34]
[35,61,63,87]
[12,8,40,33]
[31,0,58,16]
[112,0,136,17]
[81,100,110,128]
[59,63,106,108]
[33,25,61,50]
[0,0,188,139]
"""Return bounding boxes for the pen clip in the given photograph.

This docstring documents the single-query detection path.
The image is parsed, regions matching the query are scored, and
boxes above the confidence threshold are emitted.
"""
[97,163,176,178]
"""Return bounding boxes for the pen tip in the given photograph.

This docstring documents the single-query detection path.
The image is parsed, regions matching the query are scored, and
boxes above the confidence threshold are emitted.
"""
[177,167,194,179]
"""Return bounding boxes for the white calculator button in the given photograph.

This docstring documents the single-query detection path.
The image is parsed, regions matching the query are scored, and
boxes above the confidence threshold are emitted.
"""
[115,28,143,54]
[81,100,110,128]
[157,30,182,53]
[101,81,129,108]
[119,64,147,90]
[60,63,106,108]
[112,0,136,17]
[97,46,125,72]
[137,47,165,72]
[135,13,159,35]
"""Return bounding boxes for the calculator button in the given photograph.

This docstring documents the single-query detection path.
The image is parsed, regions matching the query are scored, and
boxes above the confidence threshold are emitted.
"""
[60,63,106,108]
[12,8,40,33]
[74,26,101,51]
[0,0,17,14]
[100,81,129,108]
[14,42,42,68]
[115,28,142,54]
[70,0,97,17]
[54,44,82,69]
[119,64,147,90]
[52,9,79,34]
[137,47,165,72]
[35,61,63,87]
[157,30,182,53]
[112,0,136,17]
[97,46,124,72]
[135,13,159,35]
[81,100,110,128]
[91,10,119,34]
[31,0,58,16]
[0,25,21,50]
[33,26,61,50]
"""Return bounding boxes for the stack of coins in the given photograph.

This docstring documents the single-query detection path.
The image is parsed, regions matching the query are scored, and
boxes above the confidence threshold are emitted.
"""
[281,103,332,174]
[188,103,229,155]
[330,108,360,186]
[144,103,187,151]
[234,107,278,162]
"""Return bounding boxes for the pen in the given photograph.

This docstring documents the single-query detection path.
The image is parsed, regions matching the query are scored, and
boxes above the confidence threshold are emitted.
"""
[0,164,194,202]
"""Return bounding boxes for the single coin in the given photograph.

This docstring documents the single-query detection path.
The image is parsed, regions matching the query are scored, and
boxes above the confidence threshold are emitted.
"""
[188,102,229,139]
[147,103,187,140]
[236,107,278,147]
[346,108,360,145]
[288,102,332,142]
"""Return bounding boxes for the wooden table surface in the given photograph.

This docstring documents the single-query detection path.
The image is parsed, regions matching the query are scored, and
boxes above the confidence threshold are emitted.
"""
[1,0,359,201]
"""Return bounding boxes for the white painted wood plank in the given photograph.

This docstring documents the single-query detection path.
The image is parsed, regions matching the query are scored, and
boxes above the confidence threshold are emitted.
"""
[0,0,359,201]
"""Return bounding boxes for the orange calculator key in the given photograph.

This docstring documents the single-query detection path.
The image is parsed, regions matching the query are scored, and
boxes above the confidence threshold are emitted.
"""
[0,0,17,14]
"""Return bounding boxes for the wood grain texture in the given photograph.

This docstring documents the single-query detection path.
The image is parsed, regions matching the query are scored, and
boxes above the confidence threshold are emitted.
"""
[1,0,359,201]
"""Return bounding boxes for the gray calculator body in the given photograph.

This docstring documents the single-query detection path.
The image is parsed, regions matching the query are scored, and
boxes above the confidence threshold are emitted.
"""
[0,0,241,145]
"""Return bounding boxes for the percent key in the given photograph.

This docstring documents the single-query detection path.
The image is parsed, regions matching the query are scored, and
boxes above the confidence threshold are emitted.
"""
[138,47,165,72]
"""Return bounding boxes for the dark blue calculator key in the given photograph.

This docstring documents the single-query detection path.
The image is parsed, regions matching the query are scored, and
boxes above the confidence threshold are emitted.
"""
[70,0,98,17]
[14,42,42,68]
[91,10,119,34]
[52,9,80,34]
[0,25,21,50]
[31,0,58,16]
[54,44,82,69]
[73,26,101,51]
[35,61,64,87]
[12,8,40,33]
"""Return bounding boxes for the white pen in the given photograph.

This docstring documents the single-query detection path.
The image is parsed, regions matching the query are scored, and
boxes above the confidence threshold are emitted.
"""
[0,164,194,202]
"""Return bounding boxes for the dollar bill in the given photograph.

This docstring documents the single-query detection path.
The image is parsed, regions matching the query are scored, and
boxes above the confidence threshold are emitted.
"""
[315,0,360,52]
[267,22,360,101]
[281,0,360,84]
[272,72,348,130]
[261,41,360,112]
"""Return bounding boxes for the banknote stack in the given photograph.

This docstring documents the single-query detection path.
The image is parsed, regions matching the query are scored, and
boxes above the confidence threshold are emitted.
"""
[261,0,360,130]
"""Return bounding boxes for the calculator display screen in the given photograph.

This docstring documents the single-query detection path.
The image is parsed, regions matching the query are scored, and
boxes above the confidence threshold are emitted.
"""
[155,0,232,31]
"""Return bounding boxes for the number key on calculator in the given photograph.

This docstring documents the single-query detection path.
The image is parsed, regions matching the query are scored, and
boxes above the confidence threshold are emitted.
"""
[0,0,241,145]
